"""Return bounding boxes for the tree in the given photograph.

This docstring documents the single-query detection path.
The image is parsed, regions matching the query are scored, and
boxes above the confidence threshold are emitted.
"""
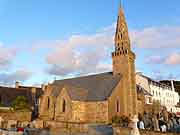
[152,100,161,114]
[11,96,30,111]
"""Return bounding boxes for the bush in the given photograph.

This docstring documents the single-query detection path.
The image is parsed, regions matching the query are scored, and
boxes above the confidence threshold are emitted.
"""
[0,102,4,107]
[11,96,31,111]
[112,115,121,123]
[152,100,161,114]
[111,114,130,126]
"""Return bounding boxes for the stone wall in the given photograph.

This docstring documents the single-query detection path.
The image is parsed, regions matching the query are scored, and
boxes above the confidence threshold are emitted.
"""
[0,111,32,121]
[108,80,125,121]
[55,88,108,123]
[39,96,56,120]
[113,127,179,135]
[55,88,72,122]
[71,101,108,123]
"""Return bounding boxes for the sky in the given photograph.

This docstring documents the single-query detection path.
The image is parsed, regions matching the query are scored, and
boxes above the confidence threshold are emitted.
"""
[0,0,180,86]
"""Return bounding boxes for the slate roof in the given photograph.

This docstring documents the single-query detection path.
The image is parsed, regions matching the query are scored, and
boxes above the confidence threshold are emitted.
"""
[19,86,44,97]
[0,86,43,107]
[0,86,33,107]
[136,84,152,96]
[51,72,122,101]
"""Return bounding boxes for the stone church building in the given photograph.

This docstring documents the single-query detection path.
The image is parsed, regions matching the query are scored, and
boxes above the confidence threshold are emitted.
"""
[39,7,137,123]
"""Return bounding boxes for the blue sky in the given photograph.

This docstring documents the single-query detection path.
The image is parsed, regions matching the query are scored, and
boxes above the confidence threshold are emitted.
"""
[0,0,180,86]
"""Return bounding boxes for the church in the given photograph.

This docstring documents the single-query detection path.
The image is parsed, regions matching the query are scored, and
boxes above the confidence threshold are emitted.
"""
[39,6,138,123]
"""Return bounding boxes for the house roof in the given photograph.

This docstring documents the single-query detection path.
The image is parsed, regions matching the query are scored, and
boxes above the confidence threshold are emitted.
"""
[18,86,44,97]
[136,73,172,90]
[0,86,43,107]
[136,84,152,96]
[50,72,122,101]
[0,86,33,107]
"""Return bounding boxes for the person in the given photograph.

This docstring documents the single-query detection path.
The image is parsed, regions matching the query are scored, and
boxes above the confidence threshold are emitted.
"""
[143,112,149,129]
[139,121,145,130]
[178,117,180,125]
[161,124,167,133]
[172,115,178,132]
[17,127,24,132]
[138,116,145,130]
[167,118,173,132]
[152,114,160,131]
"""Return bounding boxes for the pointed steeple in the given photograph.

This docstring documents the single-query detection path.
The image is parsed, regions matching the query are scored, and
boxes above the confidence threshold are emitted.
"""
[111,2,137,117]
[114,6,131,53]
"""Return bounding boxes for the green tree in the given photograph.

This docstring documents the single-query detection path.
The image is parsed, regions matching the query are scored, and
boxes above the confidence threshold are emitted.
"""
[152,100,161,114]
[0,102,4,107]
[11,96,30,111]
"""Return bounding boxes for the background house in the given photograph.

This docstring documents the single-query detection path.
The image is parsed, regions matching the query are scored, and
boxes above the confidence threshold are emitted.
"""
[136,73,180,113]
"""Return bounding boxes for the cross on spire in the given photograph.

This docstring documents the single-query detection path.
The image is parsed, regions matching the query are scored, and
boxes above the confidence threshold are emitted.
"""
[119,0,122,8]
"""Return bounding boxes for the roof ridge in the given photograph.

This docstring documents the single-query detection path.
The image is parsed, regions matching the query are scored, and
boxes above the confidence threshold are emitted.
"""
[54,72,113,82]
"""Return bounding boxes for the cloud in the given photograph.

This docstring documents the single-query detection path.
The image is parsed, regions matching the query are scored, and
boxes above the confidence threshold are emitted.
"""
[0,69,32,85]
[165,52,180,65]
[44,24,180,76]
[145,55,165,64]
[0,45,17,69]
[145,52,180,65]
[152,70,180,81]
[46,27,114,76]
[0,42,3,47]
[130,26,180,48]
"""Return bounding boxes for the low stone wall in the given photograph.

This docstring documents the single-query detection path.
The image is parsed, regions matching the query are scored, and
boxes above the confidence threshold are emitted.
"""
[32,120,89,133]
[0,111,32,121]
[45,121,88,133]
[113,127,179,135]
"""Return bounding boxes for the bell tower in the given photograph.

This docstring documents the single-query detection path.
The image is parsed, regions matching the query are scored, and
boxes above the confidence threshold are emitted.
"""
[112,6,137,115]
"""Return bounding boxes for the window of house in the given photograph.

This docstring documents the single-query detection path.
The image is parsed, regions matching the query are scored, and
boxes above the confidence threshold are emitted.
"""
[62,99,66,113]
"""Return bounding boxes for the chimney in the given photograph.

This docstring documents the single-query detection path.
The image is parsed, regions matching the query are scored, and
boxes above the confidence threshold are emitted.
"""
[171,80,175,91]
[15,81,20,88]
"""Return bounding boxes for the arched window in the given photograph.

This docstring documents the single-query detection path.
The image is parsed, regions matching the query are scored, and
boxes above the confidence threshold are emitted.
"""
[47,97,50,109]
[62,99,66,113]
[116,100,120,113]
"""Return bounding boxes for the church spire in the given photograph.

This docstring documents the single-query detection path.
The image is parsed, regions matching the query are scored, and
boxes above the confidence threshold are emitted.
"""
[119,0,122,8]
[112,4,136,76]
[114,6,131,53]
[112,2,137,117]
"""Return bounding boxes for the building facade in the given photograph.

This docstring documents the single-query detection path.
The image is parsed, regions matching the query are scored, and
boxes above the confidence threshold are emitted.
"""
[39,6,137,123]
[136,73,179,113]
